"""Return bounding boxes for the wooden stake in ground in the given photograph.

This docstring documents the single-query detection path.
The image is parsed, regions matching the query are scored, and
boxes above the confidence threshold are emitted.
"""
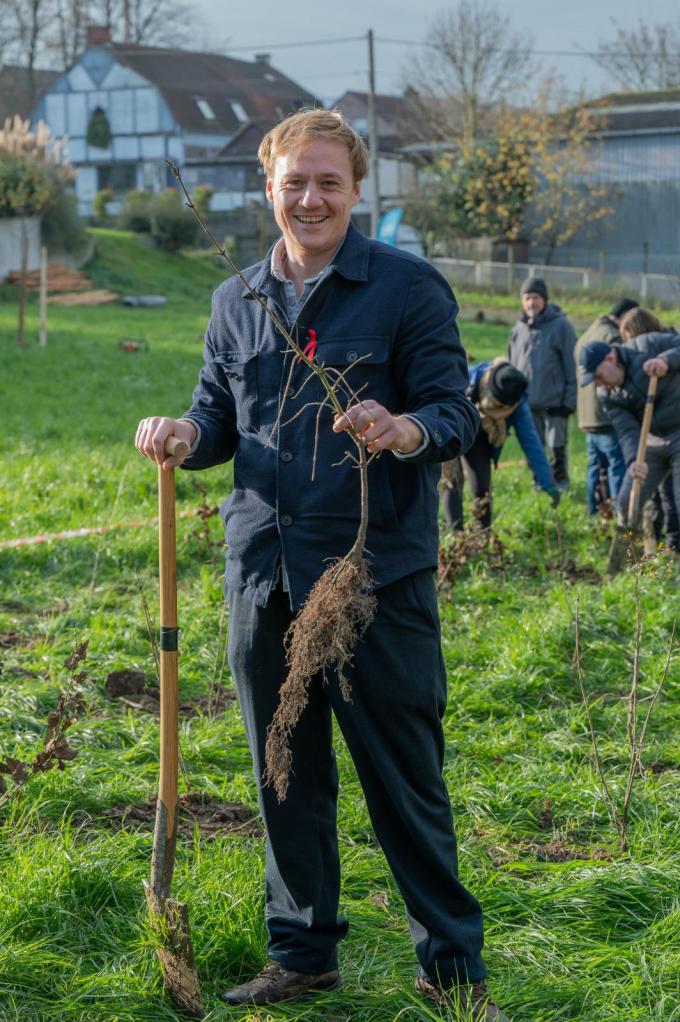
[16,218,29,349]
[143,435,204,1019]
[606,374,659,577]
[38,246,47,347]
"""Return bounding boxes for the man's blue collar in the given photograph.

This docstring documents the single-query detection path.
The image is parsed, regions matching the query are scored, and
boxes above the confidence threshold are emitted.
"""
[243,222,370,299]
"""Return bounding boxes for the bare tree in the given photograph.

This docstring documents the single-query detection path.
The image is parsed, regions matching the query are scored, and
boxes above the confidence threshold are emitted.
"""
[5,0,201,72]
[592,18,680,91]
[126,0,197,47]
[5,0,52,101]
[402,0,533,148]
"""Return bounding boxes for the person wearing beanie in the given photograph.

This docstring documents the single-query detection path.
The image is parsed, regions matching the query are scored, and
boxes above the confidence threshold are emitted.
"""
[442,357,560,530]
[573,298,637,514]
[508,278,577,491]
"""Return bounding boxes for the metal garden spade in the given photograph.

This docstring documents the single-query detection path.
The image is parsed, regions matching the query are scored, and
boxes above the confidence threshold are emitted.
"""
[143,435,204,1018]
[606,374,659,577]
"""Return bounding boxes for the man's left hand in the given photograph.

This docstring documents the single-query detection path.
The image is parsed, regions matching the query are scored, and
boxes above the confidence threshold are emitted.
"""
[643,357,669,377]
[333,399,424,454]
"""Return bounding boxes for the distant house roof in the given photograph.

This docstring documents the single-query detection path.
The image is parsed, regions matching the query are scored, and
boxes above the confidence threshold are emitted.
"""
[0,66,59,123]
[333,90,412,148]
[212,120,275,162]
[107,43,315,134]
[587,87,680,137]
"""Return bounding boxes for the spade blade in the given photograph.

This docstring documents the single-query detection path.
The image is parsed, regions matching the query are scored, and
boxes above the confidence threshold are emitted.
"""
[144,882,204,1019]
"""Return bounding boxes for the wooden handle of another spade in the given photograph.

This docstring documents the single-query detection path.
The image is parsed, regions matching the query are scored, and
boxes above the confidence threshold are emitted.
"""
[628,374,659,525]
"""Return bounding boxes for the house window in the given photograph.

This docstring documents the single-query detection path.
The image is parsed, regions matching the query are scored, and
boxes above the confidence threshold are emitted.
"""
[97,163,137,194]
[195,97,216,120]
[229,101,248,123]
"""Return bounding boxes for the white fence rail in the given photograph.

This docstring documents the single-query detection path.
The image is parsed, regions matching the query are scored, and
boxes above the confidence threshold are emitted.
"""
[432,257,680,304]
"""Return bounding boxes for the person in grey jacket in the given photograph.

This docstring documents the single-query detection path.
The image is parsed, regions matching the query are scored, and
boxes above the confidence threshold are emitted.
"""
[578,332,680,526]
[508,277,576,489]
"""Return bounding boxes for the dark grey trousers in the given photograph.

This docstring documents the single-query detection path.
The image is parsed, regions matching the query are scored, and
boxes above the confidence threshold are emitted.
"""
[618,429,680,528]
[227,569,486,986]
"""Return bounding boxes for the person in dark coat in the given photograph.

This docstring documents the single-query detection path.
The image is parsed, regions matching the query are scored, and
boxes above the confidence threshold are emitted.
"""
[442,358,559,530]
[508,277,576,490]
[618,309,680,551]
[578,333,680,528]
[574,298,636,514]
[135,108,510,1021]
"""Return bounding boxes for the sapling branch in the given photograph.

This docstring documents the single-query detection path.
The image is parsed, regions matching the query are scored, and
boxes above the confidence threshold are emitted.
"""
[574,598,623,839]
[574,595,676,852]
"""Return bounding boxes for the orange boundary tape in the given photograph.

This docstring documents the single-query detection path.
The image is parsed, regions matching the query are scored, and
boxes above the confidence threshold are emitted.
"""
[0,509,196,551]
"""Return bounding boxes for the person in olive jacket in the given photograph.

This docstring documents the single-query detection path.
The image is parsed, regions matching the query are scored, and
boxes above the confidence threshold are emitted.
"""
[135,109,511,1021]
[578,331,680,526]
[508,277,576,490]
[574,298,637,513]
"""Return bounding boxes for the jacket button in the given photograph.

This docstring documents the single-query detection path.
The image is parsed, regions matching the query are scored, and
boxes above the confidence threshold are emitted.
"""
[346,350,358,362]
[280,450,293,462]
[280,514,293,526]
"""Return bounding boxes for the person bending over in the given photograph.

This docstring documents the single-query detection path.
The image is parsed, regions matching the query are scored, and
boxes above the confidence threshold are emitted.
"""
[442,358,559,530]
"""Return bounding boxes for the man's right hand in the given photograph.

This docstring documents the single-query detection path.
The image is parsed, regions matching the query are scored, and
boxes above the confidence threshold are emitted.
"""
[135,416,197,469]
[630,460,649,481]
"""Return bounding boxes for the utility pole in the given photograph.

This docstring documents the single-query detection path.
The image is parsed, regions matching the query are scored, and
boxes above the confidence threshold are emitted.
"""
[367,29,380,239]
[123,0,130,42]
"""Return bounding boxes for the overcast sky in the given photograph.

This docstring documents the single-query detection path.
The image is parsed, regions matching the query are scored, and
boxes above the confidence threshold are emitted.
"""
[192,0,680,102]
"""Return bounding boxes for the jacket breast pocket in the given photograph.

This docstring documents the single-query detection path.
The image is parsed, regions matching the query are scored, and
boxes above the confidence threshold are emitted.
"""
[315,336,391,405]
[315,336,390,369]
[212,351,259,432]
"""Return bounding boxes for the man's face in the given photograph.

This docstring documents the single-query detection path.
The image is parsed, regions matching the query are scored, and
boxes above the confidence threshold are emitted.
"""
[521,292,546,318]
[594,349,624,388]
[265,139,360,263]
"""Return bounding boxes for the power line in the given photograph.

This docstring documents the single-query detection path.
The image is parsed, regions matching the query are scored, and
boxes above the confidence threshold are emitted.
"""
[376,36,680,59]
[222,35,365,52]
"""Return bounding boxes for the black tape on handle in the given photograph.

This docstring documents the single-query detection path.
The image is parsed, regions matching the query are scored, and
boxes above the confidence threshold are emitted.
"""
[160,626,179,652]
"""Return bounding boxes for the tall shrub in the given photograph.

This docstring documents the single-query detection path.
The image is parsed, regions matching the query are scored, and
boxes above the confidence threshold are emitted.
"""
[150,189,198,251]
[0,116,75,347]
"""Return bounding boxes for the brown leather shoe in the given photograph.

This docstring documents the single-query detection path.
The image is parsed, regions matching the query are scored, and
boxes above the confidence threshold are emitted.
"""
[415,976,511,1021]
[221,959,341,1005]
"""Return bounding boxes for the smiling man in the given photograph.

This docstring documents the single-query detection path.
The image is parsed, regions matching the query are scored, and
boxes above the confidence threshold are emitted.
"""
[135,108,509,1020]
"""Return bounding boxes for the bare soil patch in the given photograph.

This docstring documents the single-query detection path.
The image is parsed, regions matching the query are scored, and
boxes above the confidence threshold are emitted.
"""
[490,838,613,867]
[93,792,262,839]
[0,630,26,648]
[104,669,236,717]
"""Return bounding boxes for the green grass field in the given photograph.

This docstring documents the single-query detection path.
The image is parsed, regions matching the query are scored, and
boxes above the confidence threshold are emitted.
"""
[1,232,679,1022]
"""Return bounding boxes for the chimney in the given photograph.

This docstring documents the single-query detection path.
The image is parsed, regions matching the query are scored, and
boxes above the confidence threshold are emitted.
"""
[86,25,112,47]
[254,53,271,65]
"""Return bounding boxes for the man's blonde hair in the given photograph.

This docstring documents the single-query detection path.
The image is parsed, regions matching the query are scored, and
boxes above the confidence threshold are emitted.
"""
[258,107,369,182]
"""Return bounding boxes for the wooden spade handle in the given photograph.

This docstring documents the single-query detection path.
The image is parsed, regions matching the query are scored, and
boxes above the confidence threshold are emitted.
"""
[150,435,184,898]
[165,435,190,460]
[628,374,659,523]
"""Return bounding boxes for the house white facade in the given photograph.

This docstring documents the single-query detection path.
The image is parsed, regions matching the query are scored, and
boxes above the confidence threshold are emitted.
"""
[32,37,314,215]
[33,48,189,213]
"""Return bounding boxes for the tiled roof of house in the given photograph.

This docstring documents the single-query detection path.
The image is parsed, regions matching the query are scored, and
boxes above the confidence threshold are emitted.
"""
[108,43,315,134]
[214,120,275,160]
[0,66,60,123]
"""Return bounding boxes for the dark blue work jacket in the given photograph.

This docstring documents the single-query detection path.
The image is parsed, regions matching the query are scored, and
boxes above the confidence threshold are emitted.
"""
[182,224,479,610]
